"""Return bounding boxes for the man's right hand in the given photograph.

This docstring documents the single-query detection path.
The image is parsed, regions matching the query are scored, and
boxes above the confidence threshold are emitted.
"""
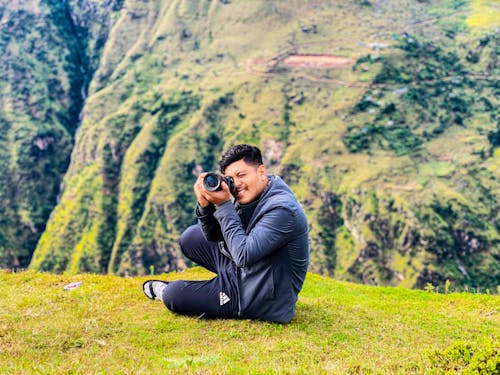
[194,173,211,208]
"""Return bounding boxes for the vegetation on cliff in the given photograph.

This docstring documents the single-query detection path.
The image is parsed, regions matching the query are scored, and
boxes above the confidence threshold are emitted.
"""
[1,0,498,290]
[0,0,123,268]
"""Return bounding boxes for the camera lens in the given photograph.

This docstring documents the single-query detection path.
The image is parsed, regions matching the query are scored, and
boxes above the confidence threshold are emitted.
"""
[203,173,221,191]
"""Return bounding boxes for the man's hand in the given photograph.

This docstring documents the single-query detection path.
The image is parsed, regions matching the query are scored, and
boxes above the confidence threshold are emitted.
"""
[194,173,232,207]
[194,173,210,207]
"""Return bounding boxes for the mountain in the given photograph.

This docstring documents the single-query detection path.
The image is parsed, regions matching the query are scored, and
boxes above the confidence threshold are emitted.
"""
[0,0,122,267]
[1,0,499,290]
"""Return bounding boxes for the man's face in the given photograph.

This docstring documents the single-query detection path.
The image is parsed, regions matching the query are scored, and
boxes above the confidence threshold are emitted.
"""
[223,159,268,204]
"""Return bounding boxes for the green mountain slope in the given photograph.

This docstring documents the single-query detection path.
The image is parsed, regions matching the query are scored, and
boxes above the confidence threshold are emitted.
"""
[1,0,499,289]
[0,269,498,374]
[0,0,123,267]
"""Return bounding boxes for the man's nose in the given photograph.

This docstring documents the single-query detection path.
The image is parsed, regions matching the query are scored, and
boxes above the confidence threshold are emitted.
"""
[233,177,243,187]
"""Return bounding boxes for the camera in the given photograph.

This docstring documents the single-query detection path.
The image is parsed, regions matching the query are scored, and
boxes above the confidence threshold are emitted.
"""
[203,173,237,197]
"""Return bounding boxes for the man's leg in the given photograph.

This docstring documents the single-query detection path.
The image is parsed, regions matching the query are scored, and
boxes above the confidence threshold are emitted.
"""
[178,224,220,273]
[161,270,238,319]
[159,224,239,318]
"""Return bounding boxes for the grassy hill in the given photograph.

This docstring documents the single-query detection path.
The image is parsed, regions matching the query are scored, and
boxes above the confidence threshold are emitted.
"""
[0,268,498,374]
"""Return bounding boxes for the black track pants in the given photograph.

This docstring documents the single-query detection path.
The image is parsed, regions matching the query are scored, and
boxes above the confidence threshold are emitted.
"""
[161,225,239,318]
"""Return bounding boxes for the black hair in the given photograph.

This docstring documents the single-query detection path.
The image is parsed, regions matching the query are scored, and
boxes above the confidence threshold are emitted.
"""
[219,144,263,174]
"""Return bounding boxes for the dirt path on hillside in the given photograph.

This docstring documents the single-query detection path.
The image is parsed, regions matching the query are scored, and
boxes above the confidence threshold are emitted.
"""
[246,51,498,88]
[247,53,354,71]
[282,54,354,68]
[245,52,372,87]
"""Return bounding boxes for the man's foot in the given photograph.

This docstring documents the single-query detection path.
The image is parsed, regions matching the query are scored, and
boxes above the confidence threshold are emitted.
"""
[142,280,169,301]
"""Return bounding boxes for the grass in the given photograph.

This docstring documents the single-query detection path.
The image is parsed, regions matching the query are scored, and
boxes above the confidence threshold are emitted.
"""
[467,0,500,29]
[1,268,498,374]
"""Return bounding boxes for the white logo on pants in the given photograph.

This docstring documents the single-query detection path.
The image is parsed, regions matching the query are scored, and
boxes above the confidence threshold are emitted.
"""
[219,292,230,306]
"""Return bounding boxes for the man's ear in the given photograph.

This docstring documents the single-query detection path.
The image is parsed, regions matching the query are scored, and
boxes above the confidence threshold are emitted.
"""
[258,164,267,179]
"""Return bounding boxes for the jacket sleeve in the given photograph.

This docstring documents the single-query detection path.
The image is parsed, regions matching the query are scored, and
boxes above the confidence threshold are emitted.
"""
[213,200,298,268]
[196,203,224,242]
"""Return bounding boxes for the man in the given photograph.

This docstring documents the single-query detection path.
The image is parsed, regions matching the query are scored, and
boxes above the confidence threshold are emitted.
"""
[143,144,309,323]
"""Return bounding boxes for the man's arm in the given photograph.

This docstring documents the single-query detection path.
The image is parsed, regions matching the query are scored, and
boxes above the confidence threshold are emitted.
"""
[214,201,299,268]
[193,172,229,242]
[196,203,224,242]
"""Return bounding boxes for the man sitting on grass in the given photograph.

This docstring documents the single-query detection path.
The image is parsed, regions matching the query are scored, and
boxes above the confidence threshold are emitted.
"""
[143,144,309,323]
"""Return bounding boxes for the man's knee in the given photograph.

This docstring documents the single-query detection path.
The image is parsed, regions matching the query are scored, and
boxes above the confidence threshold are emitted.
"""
[178,225,201,254]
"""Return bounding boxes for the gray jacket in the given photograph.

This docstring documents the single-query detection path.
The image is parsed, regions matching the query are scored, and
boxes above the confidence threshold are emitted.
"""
[197,175,309,323]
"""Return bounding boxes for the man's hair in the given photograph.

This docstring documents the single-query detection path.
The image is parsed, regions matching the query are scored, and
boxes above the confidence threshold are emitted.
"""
[219,144,263,174]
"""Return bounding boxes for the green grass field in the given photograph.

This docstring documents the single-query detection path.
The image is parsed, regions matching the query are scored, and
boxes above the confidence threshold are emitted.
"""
[0,268,498,374]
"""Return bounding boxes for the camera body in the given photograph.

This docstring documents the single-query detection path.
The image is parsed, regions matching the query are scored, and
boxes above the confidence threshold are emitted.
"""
[203,173,237,197]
